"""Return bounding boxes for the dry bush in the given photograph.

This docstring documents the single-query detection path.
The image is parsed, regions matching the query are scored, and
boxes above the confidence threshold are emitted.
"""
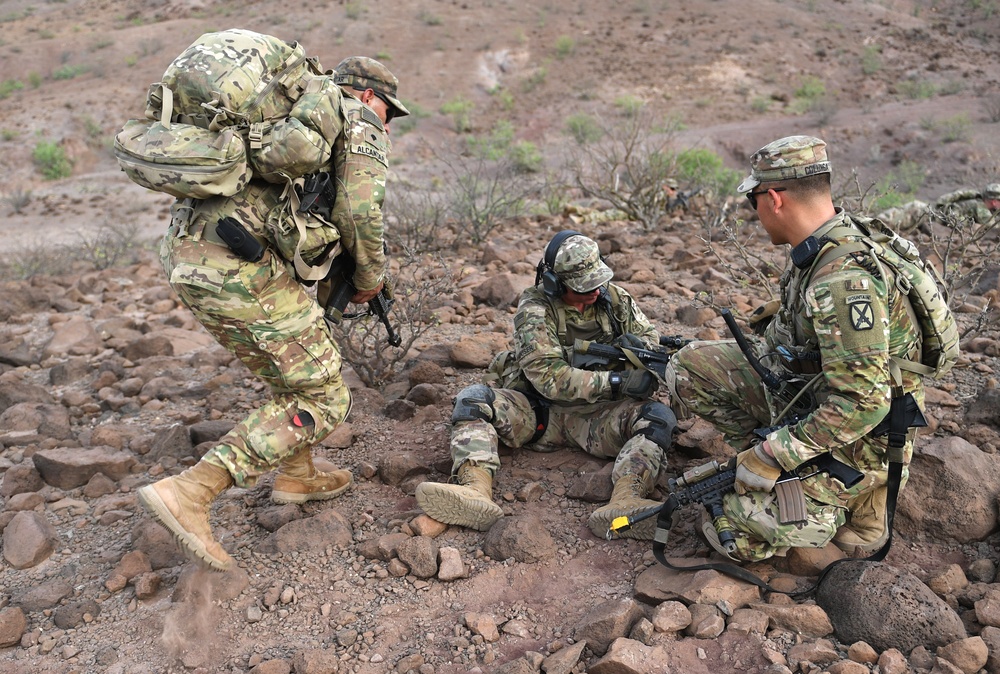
[565,106,684,231]
[329,252,457,389]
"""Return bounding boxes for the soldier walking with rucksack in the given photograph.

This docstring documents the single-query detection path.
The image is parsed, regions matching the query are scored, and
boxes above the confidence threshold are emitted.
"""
[119,30,408,571]
[664,136,957,563]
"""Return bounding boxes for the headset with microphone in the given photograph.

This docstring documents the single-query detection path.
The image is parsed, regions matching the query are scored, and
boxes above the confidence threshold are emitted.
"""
[535,229,584,298]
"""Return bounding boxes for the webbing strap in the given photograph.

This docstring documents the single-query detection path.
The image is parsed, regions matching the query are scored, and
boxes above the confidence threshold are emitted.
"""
[158,85,174,129]
[280,179,339,281]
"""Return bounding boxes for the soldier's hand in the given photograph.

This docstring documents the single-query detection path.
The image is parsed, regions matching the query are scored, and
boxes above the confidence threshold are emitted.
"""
[610,369,657,400]
[613,333,646,350]
[351,280,384,305]
[748,299,780,336]
[734,444,782,495]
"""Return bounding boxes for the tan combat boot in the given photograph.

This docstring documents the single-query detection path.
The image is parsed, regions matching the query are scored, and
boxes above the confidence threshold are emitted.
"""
[588,471,662,540]
[833,486,889,554]
[414,462,504,531]
[137,461,235,572]
[271,449,353,504]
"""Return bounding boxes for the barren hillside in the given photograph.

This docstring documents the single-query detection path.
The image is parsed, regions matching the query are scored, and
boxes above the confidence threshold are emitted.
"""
[0,1,999,674]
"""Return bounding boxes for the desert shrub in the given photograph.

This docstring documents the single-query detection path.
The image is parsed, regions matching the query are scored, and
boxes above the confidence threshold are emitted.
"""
[329,252,457,388]
[3,188,32,214]
[76,222,143,270]
[614,95,644,117]
[565,113,602,145]
[791,75,826,114]
[674,148,742,200]
[383,183,449,256]
[391,100,428,135]
[554,35,575,58]
[565,107,685,230]
[898,79,937,99]
[939,113,971,143]
[750,97,770,114]
[418,10,442,25]
[0,79,23,99]
[52,64,89,80]
[466,120,514,160]
[32,141,73,179]
[861,45,882,75]
[867,160,926,213]
[440,96,474,133]
[522,67,547,92]
[510,141,542,173]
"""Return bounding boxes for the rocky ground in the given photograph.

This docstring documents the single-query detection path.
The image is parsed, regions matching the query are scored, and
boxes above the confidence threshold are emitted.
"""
[1,0,1000,673]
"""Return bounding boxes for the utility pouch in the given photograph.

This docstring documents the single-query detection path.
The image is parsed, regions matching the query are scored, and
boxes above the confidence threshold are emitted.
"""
[774,476,808,524]
[216,217,265,262]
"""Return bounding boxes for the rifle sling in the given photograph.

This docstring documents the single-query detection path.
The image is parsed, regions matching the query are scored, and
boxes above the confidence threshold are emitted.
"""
[653,459,904,598]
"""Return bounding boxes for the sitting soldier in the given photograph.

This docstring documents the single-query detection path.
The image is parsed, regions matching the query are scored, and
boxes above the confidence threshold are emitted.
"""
[414,231,677,540]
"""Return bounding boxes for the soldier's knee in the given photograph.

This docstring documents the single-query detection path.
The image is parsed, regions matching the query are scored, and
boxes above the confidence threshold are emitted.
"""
[634,401,677,451]
[452,384,497,424]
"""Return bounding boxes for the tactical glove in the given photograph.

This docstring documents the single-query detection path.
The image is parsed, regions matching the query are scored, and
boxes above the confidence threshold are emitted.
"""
[734,444,782,495]
[609,369,657,400]
[748,299,780,336]
[613,333,647,350]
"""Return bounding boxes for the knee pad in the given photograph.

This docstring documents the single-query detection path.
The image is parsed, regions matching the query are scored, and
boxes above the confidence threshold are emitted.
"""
[452,384,497,424]
[635,401,677,451]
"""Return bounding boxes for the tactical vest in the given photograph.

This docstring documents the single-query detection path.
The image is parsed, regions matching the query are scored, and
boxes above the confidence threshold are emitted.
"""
[766,213,957,422]
[487,285,628,392]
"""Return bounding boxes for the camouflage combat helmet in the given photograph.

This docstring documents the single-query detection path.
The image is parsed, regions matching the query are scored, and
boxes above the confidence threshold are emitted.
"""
[737,135,831,193]
[553,236,614,293]
[984,183,1000,199]
[333,56,410,117]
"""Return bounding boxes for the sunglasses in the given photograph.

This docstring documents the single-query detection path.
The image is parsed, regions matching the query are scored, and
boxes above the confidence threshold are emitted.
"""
[372,91,396,124]
[746,187,787,210]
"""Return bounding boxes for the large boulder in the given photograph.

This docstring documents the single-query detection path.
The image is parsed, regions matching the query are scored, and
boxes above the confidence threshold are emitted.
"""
[816,561,966,653]
[897,436,1000,542]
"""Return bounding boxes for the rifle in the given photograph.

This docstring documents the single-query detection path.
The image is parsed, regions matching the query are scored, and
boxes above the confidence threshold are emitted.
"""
[571,335,693,378]
[318,252,402,347]
[608,452,864,542]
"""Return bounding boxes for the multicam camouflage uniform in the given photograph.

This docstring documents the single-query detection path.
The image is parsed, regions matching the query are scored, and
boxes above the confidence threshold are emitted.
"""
[159,58,400,486]
[666,136,924,562]
[878,183,999,231]
[451,282,665,483]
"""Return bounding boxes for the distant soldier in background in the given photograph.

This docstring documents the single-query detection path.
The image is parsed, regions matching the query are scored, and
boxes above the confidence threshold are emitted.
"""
[414,232,677,540]
[877,182,999,230]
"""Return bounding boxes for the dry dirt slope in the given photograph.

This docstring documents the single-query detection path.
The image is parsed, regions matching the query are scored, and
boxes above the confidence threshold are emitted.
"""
[0,1,999,674]
[0,0,999,250]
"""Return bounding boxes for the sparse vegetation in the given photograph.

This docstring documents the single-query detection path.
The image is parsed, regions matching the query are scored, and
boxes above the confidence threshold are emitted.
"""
[417,10,442,25]
[0,79,23,99]
[2,188,32,215]
[565,107,686,230]
[898,79,937,99]
[440,96,474,133]
[52,64,89,80]
[565,113,602,145]
[32,140,73,180]
[554,35,575,58]
[861,45,882,75]
[940,113,972,143]
[791,75,826,114]
[329,252,457,388]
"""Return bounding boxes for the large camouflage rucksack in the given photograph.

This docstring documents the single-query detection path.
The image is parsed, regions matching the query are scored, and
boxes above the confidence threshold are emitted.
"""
[114,29,335,199]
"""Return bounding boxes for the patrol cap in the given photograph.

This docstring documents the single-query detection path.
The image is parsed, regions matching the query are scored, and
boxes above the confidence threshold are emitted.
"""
[553,236,614,293]
[737,135,832,193]
[333,56,410,117]
[984,183,1000,199]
